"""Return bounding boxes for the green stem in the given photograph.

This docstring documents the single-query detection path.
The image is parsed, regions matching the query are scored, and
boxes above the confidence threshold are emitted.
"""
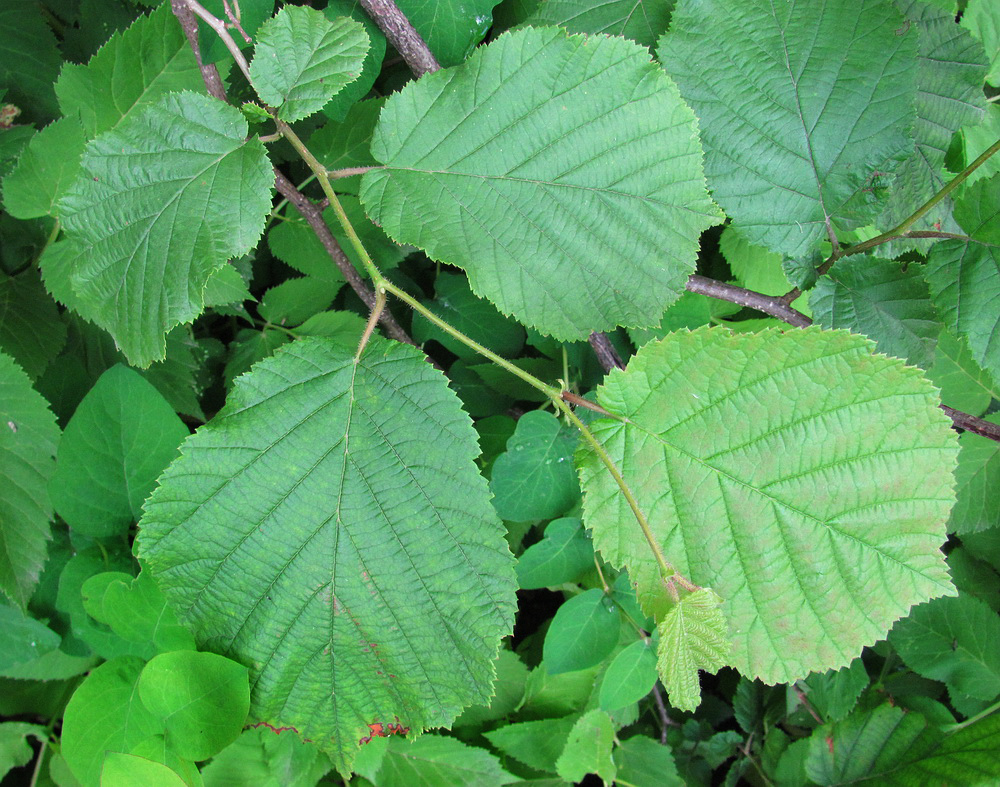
[943,698,1000,733]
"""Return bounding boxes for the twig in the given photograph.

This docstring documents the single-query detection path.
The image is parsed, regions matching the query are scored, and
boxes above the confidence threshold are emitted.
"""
[792,684,824,724]
[170,0,226,100]
[939,406,1000,442]
[357,0,440,77]
[183,0,252,82]
[650,684,676,743]
[589,332,625,371]
[222,0,251,43]
[686,275,813,328]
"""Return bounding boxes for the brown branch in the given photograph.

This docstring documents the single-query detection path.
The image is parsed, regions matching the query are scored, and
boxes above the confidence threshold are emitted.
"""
[170,0,226,100]
[686,274,813,328]
[589,332,625,371]
[357,0,440,77]
[940,406,1000,442]
[650,684,676,744]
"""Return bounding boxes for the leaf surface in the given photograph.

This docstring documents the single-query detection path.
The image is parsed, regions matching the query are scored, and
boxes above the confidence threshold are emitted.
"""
[0,351,59,607]
[577,327,957,684]
[138,337,516,771]
[0,272,67,380]
[599,638,658,711]
[362,27,721,340]
[543,588,621,675]
[394,0,499,66]
[374,735,515,787]
[524,0,675,47]
[556,709,616,784]
[249,6,369,123]
[59,92,273,366]
[516,517,594,589]
[0,5,61,119]
[2,116,86,219]
[949,415,1000,534]
[659,0,917,256]
[655,588,729,711]
[101,753,187,787]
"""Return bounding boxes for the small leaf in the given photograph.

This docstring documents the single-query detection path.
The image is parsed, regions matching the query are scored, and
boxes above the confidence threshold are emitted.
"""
[962,0,1000,85]
[139,651,250,761]
[490,411,581,522]
[362,27,721,341]
[250,7,368,123]
[101,753,187,787]
[374,735,515,787]
[613,735,685,787]
[49,365,188,538]
[258,277,341,327]
[655,588,730,712]
[0,5,61,118]
[320,2,387,123]
[543,588,621,675]
[555,709,616,784]
[97,571,195,654]
[484,716,577,773]
[310,97,383,195]
[599,638,658,711]
[0,722,47,781]
[516,517,594,589]
[59,92,273,366]
[0,351,59,607]
[2,116,86,219]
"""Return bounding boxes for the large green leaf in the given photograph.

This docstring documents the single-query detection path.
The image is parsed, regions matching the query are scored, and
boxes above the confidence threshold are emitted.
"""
[0,351,59,608]
[249,6,369,123]
[524,0,675,48]
[138,337,516,772]
[577,327,957,684]
[659,0,917,257]
[55,3,206,138]
[59,92,273,366]
[361,27,721,341]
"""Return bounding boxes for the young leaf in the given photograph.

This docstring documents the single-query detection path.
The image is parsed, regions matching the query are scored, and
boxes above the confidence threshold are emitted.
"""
[809,257,940,368]
[655,588,729,712]
[453,649,528,727]
[516,517,595,590]
[490,410,581,522]
[542,588,621,675]
[138,651,250,761]
[59,92,273,366]
[373,735,515,787]
[949,416,1000,534]
[2,116,86,219]
[577,327,957,684]
[249,6,369,124]
[361,27,721,341]
[94,571,196,654]
[54,3,206,138]
[49,365,188,538]
[598,638,658,711]
[659,0,917,257]
[524,0,675,47]
[555,709,616,784]
[0,351,59,607]
[101,753,188,787]
[138,337,516,772]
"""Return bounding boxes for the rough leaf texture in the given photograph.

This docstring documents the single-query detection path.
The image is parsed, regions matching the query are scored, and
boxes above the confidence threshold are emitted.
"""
[659,0,917,257]
[577,327,957,683]
[361,27,721,341]
[138,337,516,772]
[59,92,273,366]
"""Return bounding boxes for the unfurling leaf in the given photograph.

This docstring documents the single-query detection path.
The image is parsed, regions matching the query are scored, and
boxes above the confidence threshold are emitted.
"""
[656,588,729,711]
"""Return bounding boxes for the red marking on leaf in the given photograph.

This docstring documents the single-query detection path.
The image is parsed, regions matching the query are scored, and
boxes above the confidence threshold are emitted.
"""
[249,721,299,736]
[359,717,409,745]
[826,735,834,755]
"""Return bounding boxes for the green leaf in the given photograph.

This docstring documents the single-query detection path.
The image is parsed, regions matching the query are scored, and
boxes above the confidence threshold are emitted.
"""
[309,97,383,195]
[719,227,795,298]
[453,648,528,727]
[59,92,273,366]
[295,311,367,349]
[806,704,1000,786]
[555,709,616,784]
[578,327,957,684]
[93,571,196,654]
[374,735,515,787]
[0,722,47,781]
[925,174,1000,388]
[890,593,1000,701]
[484,715,577,773]
[258,277,341,327]
[0,271,67,380]
[199,0,274,64]
[949,415,1000,535]
[655,588,729,711]
[138,336,516,772]
[0,601,60,669]
[49,365,188,538]
[222,328,290,389]
[660,0,917,257]
[927,330,998,417]
[139,651,250,761]
[525,0,675,48]
[809,257,940,368]
[62,656,164,787]
[55,4,206,138]
[101,753,187,787]
[362,27,721,341]
[516,517,594,589]
[249,7,369,124]
[200,727,330,787]
[598,638,657,711]
[321,2,387,123]
[0,351,59,607]
[613,735,684,787]
[490,410,581,522]
[962,0,1000,85]
[394,0,499,67]
[0,4,61,120]
[543,588,621,675]
[2,116,86,219]
[960,104,1000,190]
[801,658,869,723]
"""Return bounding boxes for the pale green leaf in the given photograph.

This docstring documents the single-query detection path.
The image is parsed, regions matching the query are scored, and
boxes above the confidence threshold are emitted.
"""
[555,709,615,784]
[0,722,46,781]
[138,337,516,772]
[578,327,957,684]
[516,517,594,589]
[0,5,61,119]
[267,215,346,286]
[394,0,499,66]
[55,3,206,137]
[361,27,721,341]
[962,0,1000,85]
[374,735,515,787]
[613,735,684,787]
[0,601,60,670]
[0,351,59,607]
[59,92,273,366]
[321,2,387,123]
[809,257,940,368]
[598,638,658,711]
[49,365,188,538]
[101,753,187,787]
[949,416,1000,535]
[2,116,86,219]
[719,227,794,298]
[294,311,367,349]
[94,571,195,654]
[890,593,1000,701]
[660,0,917,257]
[524,0,676,47]
[806,704,1000,785]
[655,588,729,711]
[62,656,163,787]
[927,330,998,417]
[0,271,67,381]
[490,410,580,522]
[543,588,621,675]
[249,7,369,123]
[484,716,577,773]
[200,727,331,787]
